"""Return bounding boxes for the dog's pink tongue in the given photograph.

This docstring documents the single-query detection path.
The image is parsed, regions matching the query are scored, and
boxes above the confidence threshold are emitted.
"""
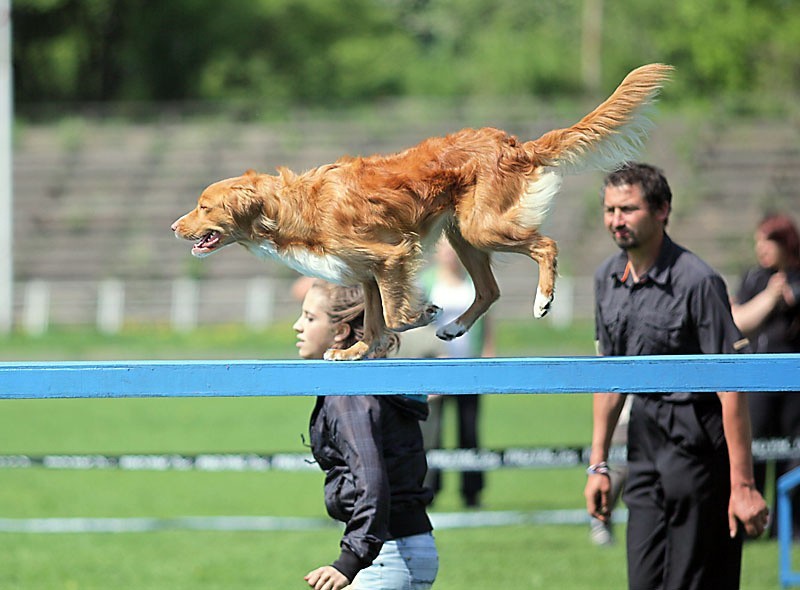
[192,231,220,255]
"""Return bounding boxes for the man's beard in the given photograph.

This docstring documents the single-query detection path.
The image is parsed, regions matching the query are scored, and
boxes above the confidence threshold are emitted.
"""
[612,229,638,250]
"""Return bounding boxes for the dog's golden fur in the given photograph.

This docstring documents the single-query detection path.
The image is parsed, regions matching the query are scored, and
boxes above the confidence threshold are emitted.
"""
[173,64,673,360]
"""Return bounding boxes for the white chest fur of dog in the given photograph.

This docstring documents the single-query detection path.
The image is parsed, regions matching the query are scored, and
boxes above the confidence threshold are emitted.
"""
[247,240,356,285]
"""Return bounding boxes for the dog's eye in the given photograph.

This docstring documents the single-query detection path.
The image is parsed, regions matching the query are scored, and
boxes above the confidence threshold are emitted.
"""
[199,205,210,211]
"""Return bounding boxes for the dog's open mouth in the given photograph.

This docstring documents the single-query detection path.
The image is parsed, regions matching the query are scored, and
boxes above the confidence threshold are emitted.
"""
[192,231,222,256]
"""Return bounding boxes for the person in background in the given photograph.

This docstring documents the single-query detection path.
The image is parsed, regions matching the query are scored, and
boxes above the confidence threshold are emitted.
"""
[731,212,800,537]
[296,280,438,590]
[420,239,492,509]
[584,162,768,590]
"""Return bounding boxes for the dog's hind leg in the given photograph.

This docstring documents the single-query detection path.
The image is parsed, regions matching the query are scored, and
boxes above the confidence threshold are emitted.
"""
[324,279,386,361]
[460,213,558,320]
[436,231,500,341]
[529,234,558,318]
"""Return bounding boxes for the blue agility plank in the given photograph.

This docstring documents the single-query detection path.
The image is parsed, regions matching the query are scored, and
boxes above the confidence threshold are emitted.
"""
[0,354,797,399]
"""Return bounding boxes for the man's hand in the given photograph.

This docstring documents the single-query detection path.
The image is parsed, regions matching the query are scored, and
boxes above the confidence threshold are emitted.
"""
[585,472,613,522]
[304,565,351,590]
[729,483,769,538]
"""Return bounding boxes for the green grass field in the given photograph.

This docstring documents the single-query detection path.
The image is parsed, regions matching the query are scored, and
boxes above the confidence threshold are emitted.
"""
[0,320,784,588]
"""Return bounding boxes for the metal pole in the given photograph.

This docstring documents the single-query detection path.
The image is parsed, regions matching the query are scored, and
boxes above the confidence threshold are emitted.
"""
[0,0,12,333]
[581,0,603,94]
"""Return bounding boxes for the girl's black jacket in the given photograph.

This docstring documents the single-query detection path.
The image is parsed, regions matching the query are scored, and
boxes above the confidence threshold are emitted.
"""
[308,394,434,581]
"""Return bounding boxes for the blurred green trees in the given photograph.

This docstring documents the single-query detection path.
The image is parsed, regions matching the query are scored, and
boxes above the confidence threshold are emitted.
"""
[11,0,800,111]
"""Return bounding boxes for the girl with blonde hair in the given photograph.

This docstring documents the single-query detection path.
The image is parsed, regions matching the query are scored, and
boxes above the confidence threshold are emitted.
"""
[296,280,438,590]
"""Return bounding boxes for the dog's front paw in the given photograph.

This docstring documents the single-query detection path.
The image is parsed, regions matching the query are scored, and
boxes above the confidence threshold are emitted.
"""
[323,341,369,361]
[533,287,553,319]
[436,321,467,341]
[422,304,442,323]
[408,303,442,330]
[388,304,442,332]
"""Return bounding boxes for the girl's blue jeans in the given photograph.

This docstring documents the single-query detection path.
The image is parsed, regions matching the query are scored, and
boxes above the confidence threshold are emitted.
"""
[349,532,438,590]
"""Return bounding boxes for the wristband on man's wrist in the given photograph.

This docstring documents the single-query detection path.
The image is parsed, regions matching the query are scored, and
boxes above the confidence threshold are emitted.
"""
[586,461,611,476]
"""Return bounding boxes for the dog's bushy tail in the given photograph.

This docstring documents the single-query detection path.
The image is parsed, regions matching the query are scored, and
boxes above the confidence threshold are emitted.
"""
[528,63,674,174]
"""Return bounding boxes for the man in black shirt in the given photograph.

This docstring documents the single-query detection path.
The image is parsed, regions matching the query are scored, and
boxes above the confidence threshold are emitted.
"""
[584,162,769,590]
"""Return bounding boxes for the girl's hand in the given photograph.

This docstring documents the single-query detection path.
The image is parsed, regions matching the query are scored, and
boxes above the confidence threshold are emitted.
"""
[304,565,351,590]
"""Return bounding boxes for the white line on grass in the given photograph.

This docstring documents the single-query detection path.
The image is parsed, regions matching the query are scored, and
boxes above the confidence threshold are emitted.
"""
[0,509,628,534]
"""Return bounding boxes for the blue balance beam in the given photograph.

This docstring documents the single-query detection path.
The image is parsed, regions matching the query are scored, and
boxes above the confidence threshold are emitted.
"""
[0,354,797,399]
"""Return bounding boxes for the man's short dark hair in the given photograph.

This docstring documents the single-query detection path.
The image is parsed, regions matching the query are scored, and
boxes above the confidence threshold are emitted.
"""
[602,162,673,222]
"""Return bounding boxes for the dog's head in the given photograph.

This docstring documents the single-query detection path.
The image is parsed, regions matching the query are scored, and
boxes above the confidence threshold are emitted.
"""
[172,170,279,257]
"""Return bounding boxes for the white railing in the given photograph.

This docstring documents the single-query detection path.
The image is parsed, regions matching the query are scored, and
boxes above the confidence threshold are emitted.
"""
[11,276,593,332]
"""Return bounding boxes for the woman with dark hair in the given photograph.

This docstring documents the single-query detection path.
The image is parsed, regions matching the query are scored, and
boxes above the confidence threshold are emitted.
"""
[732,212,800,537]
[295,280,438,590]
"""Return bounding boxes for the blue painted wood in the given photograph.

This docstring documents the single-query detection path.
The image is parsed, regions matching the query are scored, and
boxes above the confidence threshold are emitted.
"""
[778,467,800,588]
[0,354,797,399]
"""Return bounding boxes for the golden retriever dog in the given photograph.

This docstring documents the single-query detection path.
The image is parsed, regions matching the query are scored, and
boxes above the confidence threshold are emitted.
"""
[173,63,672,360]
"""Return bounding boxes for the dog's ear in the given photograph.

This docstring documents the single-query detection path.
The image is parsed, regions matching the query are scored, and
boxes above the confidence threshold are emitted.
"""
[277,166,297,185]
[226,174,279,236]
[224,182,262,228]
[233,169,259,192]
